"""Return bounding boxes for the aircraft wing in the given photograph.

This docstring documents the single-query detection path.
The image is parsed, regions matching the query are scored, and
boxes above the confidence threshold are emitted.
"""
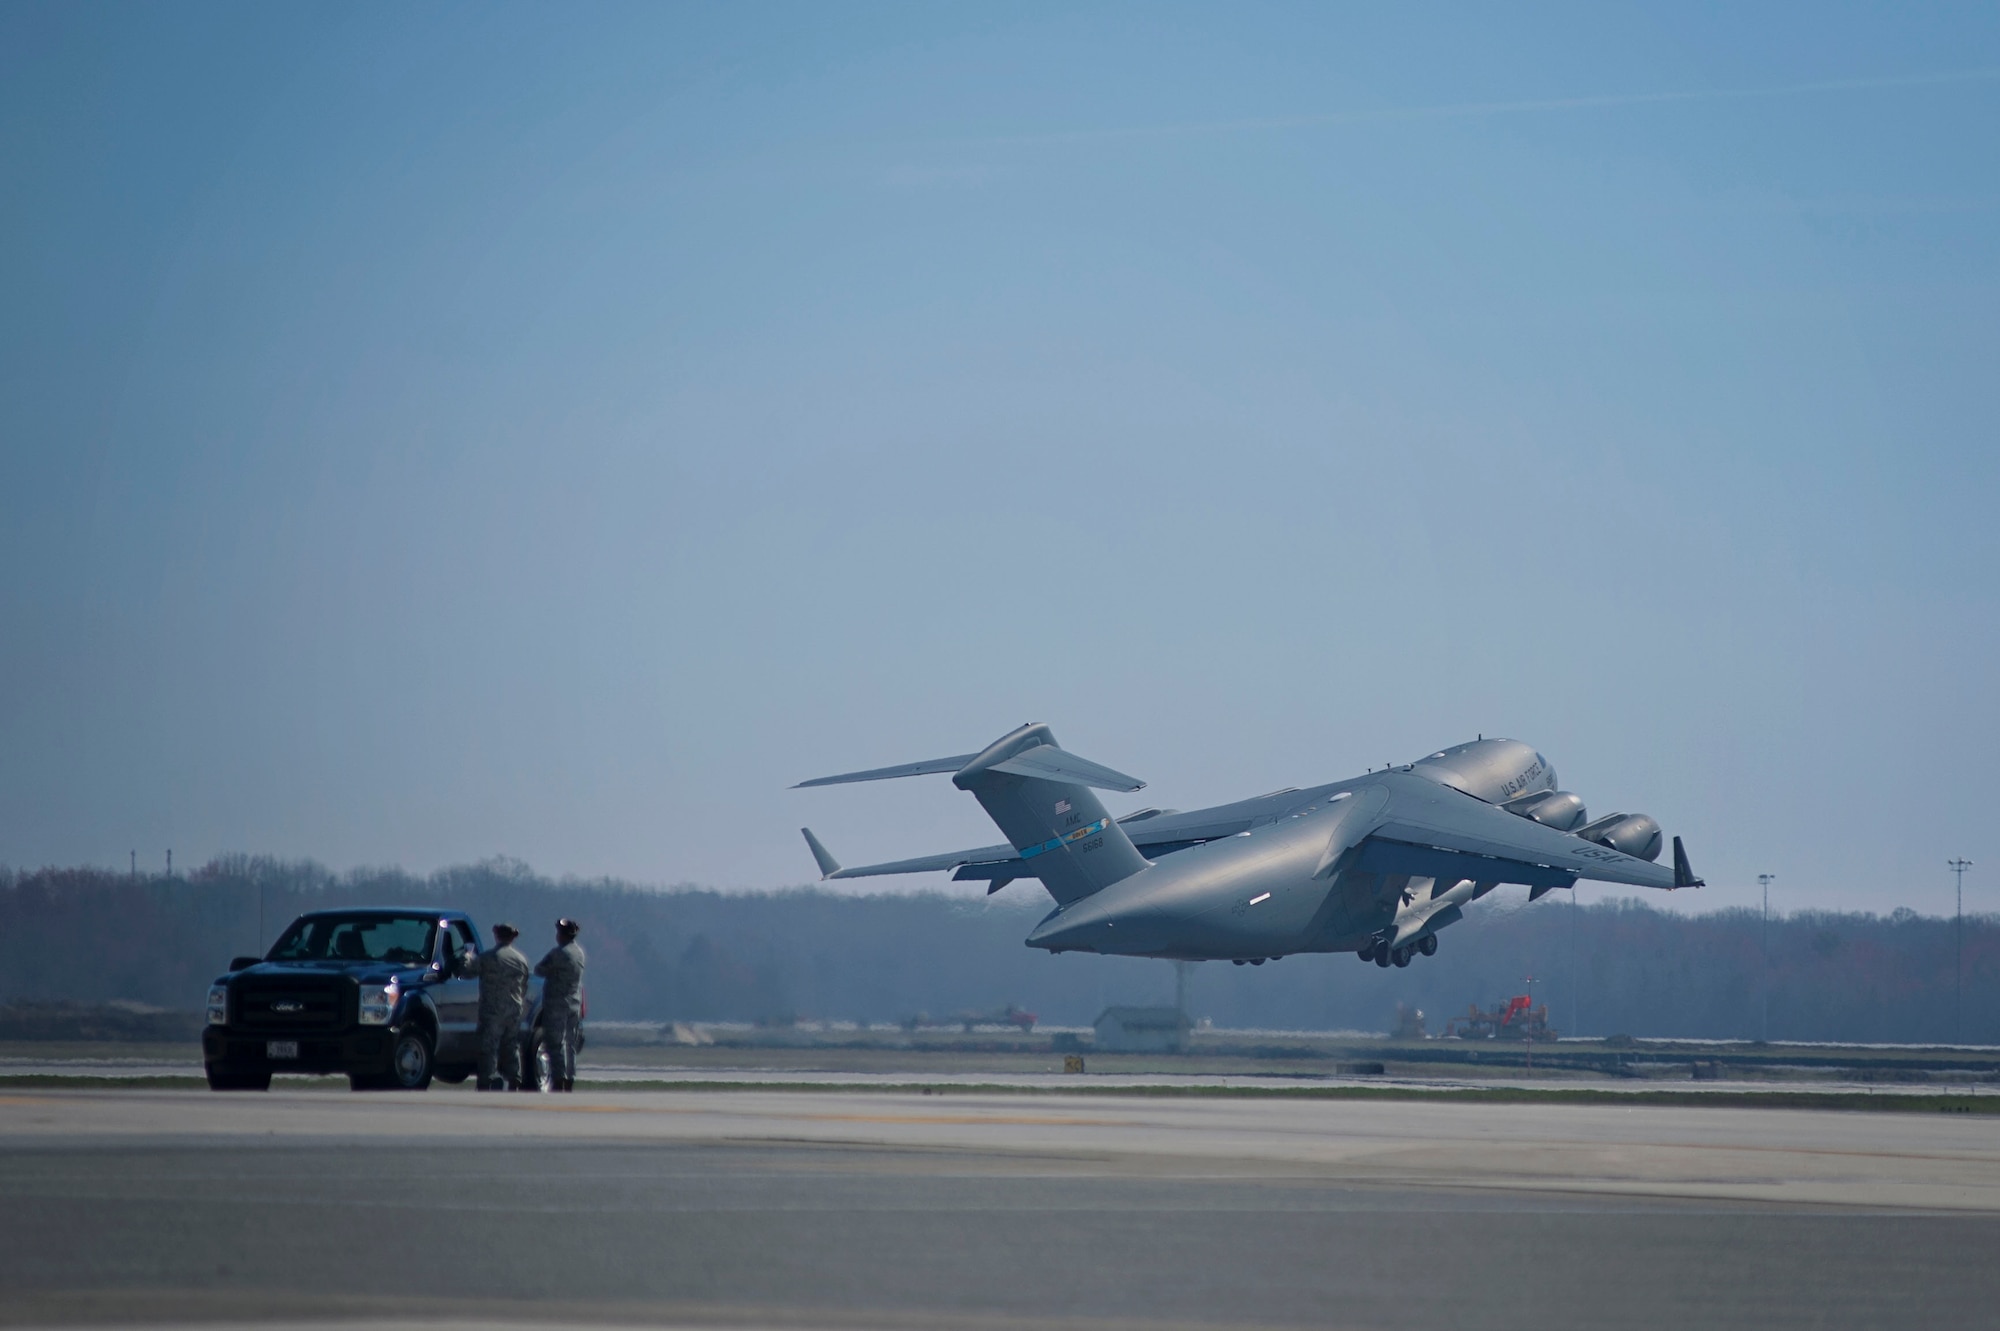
[810,790,1315,883]
[1361,770,1687,890]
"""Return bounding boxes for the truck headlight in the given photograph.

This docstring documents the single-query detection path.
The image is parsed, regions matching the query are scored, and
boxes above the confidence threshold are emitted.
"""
[358,983,398,1025]
[206,984,228,1026]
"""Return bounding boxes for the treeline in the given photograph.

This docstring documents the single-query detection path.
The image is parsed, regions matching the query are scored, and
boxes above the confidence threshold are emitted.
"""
[1,856,1994,1044]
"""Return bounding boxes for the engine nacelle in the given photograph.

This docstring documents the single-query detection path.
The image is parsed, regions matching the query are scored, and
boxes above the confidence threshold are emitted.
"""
[1503,789,1588,832]
[1576,812,1663,862]
[1409,739,1555,805]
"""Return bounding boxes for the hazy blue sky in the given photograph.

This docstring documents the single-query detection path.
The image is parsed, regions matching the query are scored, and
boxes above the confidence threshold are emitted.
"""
[4,3,1996,917]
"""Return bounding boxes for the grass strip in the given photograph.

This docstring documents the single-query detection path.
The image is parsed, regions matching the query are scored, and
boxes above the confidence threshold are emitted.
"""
[0,1075,210,1089]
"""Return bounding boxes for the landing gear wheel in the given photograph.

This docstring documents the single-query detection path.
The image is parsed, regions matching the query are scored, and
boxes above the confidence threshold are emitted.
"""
[205,1067,271,1091]
[1418,934,1438,957]
[1392,947,1412,968]
[1374,948,1392,968]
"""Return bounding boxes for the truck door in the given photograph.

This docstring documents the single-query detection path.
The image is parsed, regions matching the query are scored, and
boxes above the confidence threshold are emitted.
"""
[432,919,481,1065]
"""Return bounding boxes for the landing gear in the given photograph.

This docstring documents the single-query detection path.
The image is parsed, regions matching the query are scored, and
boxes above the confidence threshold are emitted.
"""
[1358,934,1438,966]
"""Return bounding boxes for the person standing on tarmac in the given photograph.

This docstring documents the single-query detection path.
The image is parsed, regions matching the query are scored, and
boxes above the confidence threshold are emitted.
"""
[457,922,532,1091]
[534,917,586,1092]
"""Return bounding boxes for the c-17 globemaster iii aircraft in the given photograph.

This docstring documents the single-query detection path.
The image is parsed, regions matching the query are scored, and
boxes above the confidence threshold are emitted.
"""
[797,723,1701,968]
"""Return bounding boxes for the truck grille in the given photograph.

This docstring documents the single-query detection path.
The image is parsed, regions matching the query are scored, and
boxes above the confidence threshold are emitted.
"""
[234,977,353,1030]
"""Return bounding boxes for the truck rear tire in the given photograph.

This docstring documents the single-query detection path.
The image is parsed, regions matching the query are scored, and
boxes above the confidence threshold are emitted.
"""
[520,1028,552,1091]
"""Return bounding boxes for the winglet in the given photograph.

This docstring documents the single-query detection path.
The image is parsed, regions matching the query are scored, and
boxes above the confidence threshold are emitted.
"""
[1672,835,1704,889]
[801,828,841,879]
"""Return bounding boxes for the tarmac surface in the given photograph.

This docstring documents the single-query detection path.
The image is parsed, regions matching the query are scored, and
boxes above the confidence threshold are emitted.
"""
[4,1086,1998,1330]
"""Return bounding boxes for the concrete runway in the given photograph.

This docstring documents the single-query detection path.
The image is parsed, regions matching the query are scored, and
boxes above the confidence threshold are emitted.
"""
[4,1087,1998,1330]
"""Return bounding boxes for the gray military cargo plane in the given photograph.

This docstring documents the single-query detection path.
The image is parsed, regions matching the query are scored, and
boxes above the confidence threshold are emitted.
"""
[797,723,1700,968]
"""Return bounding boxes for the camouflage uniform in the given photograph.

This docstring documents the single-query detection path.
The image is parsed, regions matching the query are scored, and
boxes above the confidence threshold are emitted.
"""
[461,942,531,1089]
[534,940,586,1090]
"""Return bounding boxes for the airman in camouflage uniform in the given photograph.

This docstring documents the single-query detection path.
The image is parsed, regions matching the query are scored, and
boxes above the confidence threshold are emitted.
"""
[459,922,531,1090]
[534,918,586,1092]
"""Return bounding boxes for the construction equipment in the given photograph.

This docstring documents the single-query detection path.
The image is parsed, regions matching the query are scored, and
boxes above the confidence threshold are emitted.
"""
[1445,995,1556,1041]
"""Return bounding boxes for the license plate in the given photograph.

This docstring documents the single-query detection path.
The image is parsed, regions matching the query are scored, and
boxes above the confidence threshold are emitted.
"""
[266,1041,299,1059]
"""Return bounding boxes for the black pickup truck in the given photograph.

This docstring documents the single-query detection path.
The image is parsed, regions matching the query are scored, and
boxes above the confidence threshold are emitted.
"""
[202,907,578,1091]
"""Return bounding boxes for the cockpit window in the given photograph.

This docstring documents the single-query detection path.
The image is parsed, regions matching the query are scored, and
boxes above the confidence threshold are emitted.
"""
[270,915,438,964]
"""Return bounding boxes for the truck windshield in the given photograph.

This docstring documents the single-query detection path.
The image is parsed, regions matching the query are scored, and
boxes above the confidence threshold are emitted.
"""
[269,915,438,964]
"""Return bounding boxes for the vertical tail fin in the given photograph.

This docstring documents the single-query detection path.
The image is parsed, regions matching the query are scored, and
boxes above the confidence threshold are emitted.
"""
[1672,836,1704,889]
[952,723,1151,905]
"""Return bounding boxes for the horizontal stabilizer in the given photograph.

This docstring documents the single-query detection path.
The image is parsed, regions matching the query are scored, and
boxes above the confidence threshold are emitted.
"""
[792,753,980,789]
[800,828,841,879]
[985,743,1146,793]
[824,842,1017,879]
[950,860,1025,881]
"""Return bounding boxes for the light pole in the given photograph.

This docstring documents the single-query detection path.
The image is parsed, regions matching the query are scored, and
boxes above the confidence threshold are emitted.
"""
[1758,874,1775,1042]
[1523,973,1538,1078]
[1950,859,1973,1044]
[1571,886,1581,1041]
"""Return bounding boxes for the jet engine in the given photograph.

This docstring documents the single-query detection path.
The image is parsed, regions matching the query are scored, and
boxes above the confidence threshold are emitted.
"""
[1409,739,1556,805]
[1575,812,1663,862]
[1502,789,1588,832]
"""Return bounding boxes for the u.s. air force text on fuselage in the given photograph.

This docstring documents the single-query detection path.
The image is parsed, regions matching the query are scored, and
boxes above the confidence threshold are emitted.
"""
[797,727,1700,969]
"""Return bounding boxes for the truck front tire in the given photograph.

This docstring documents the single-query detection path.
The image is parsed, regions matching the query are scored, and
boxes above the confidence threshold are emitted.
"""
[351,1026,434,1091]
